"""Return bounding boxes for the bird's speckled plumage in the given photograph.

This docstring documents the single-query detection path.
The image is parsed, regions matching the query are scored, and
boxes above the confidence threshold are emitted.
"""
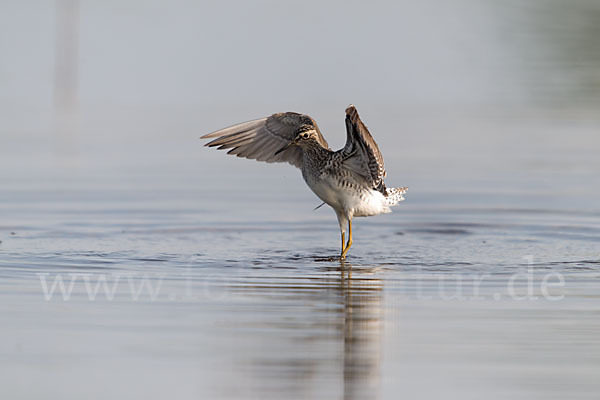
[201,105,407,259]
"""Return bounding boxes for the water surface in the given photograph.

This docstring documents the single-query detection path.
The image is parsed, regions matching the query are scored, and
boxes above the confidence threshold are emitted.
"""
[1,114,599,399]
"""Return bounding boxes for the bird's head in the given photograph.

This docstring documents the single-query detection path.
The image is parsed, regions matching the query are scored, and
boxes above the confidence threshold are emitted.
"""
[293,125,320,146]
[274,124,319,155]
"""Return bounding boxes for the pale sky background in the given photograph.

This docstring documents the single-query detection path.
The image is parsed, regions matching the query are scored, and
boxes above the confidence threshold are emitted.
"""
[1,1,521,110]
[0,0,598,193]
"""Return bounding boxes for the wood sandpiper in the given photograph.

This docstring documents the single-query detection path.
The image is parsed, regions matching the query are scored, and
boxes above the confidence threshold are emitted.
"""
[201,105,407,260]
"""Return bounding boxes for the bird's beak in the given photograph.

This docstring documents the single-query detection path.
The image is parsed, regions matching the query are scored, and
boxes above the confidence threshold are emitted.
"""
[274,140,296,155]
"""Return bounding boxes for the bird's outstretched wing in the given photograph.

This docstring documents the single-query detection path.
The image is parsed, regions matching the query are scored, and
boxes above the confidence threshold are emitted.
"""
[201,112,329,168]
[341,105,387,193]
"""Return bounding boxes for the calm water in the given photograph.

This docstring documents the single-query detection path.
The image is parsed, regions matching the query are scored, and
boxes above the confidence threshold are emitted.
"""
[1,109,599,399]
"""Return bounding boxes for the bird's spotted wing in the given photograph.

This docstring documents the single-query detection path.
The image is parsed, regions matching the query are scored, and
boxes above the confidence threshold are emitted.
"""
[341,105,387,193]
[201,112,329,168]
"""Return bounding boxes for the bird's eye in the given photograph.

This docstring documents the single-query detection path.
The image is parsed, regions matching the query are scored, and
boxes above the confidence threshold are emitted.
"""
[302,133,309,139]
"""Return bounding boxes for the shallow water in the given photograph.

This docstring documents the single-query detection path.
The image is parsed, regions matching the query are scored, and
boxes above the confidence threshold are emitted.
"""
[1,110,600,399]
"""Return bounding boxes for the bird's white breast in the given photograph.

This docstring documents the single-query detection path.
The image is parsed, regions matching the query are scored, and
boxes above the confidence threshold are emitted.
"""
[303,170,390,218]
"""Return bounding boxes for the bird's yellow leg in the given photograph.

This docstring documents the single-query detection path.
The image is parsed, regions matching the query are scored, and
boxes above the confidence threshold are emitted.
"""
[340,231,346,256]
[341,219,353,259]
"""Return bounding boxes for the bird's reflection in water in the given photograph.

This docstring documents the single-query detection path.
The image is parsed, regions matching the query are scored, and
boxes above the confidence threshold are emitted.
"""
[341,262,382,400]
[227,259,383,399]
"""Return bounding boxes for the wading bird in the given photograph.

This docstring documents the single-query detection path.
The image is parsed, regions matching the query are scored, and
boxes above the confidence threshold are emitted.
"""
[201,105,407,259]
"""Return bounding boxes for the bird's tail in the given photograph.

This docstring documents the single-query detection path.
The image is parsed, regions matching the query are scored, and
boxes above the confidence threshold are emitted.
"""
[385,187,407,206]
